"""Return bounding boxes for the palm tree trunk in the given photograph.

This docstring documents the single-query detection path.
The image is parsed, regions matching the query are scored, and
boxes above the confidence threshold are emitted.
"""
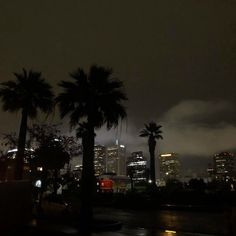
[79,91,96,232]
[53,169,58,195]
[15,108,28,180]
[79,122,95,232]
[149,138,156,186]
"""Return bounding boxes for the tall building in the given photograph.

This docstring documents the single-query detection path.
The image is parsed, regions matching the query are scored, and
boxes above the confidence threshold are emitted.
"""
[2,148,34,180]
[213,152,235,181]
[159,153,180,181]
[71,145,106,177]
[94,145,106,176]
[106,141,126,175]
[206,163,214,180]
[126,151,147,182]
[71,143,125,177]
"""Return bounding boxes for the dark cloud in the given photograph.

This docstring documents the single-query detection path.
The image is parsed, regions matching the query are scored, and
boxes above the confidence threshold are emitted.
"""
[0,1,236,173]
[160,100,234,125]
[159,100,236,156]
[96,100,236,157]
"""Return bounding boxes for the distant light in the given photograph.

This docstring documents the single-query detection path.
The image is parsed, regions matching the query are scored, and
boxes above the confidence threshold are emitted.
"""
[161,154,172,157]
[35,180,42,188]
[37,167,43,171]
[7,149,18,153]
[166,172,169,175]
[120,145,125,148]
[231,184,234,191]
[148,179,152,183]
[128,161,147,166]
[54,138,59,141]
[75,165,82,168]
[7,148,34,153]
[165,230,177,234]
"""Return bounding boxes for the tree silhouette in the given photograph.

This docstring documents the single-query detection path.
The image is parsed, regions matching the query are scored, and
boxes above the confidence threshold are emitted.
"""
[56,65,127,231]
[140,122,163,187]
[29,123,72,209]
[0,69,54,179]
[33,139,70,194]
[1,132,18,150]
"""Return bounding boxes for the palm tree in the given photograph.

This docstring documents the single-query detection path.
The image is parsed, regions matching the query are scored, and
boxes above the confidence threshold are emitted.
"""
[0,69,54,180]
[140,122,163,187]
[56,65,127,231]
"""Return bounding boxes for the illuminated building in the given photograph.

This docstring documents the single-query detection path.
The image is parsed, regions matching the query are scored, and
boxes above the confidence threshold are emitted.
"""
[3,148,34,180]
[94,145,106,176]
[71,143,125,177]
[98,174,131,193]
[159,153,180,181]
[106,140,126,175]
[206,163,214,180]
[126,151,147,182]
[6,148,34,163]
[213,152,235,181]
[73,164,83,179]
[71,145,106,177]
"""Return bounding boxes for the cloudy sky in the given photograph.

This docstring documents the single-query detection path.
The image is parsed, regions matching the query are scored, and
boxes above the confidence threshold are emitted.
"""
[0,1,236,173]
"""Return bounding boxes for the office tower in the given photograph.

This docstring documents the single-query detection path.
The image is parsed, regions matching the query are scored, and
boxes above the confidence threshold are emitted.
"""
[126,151,147,182]
[213,152,235,181]
[94,145,106,176]
[207,163,214,179]
[159,153,180,181]
[71,145,106,177]
[106,141,126,175]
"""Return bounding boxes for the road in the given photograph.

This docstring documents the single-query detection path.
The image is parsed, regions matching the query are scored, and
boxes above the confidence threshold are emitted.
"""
[93,207,228,235]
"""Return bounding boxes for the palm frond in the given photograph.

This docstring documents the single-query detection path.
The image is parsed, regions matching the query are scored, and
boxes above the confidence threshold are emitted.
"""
[140,122,163,140]
[0,69,54,117]
[56,65,127,130]
[139,129,149,137]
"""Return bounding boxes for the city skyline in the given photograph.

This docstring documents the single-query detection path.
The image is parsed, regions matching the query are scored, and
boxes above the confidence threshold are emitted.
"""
[0,1,236,173]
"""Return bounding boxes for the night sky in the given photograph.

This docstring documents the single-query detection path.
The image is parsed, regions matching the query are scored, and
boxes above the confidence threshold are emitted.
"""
[0,1,236,175]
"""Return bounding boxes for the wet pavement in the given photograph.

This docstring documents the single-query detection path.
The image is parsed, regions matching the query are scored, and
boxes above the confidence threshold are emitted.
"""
[18,207,229,235]
[93,207,226,235]
[93,227,217,236]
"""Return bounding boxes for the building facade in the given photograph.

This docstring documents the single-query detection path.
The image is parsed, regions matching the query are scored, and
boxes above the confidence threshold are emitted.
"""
[106,141,126,175]
[213,152,235,181]
[159,153,180,181]
[126,151,147,183]
[94,145,106,176]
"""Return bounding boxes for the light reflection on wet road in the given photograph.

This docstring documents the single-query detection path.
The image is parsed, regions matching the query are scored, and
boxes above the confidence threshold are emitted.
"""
[94,208,225,236]
[93,227,216,236]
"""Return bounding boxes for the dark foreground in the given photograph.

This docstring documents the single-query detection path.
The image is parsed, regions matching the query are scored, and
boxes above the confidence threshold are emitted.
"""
[8,206,233,236]
[94,207,229,235]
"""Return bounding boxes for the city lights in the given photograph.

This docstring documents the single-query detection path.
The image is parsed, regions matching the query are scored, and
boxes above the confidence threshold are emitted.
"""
[160,154,172,157]
[165,230,177,234]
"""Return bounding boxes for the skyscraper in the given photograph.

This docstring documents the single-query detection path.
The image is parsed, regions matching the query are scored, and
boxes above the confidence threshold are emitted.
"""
[94,145,106,176]
[159,153,180,181]
[71,143,125,177]
[127,151,147,183]
[213,152,235,181]
[106,141,126,175]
